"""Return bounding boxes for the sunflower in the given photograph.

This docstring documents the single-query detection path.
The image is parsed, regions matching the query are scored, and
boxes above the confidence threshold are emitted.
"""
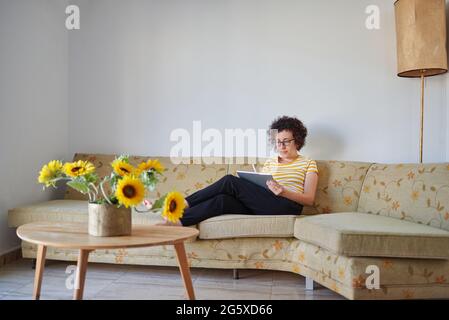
[115,176,145,208]
[112,159,136,177]
[162,191,186,223]
[63,160,95,177]
[38,160,63,186]
[138,159,165,174]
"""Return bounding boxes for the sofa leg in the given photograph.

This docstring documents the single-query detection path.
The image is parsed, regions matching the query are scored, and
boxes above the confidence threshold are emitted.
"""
[233,269,239,280]
[31,258,36,270]
[305,277,315,291]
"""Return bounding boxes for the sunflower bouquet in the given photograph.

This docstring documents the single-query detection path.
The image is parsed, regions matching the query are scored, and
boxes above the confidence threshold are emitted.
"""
[37,155,186,223]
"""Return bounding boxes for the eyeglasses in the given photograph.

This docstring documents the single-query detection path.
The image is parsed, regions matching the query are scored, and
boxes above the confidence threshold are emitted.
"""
[276,139,295,147]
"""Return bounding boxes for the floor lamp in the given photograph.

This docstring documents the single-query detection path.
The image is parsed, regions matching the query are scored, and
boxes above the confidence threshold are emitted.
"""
[394,0,448,163]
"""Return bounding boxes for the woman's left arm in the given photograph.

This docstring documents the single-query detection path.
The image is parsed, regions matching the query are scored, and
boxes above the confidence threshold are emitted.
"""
[267,172,318,206]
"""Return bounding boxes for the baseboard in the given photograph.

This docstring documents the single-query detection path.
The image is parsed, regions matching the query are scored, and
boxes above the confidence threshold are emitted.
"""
[0,246,22,267]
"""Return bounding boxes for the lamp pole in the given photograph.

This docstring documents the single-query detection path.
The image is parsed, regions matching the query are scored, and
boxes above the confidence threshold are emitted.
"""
[419,72,424,163]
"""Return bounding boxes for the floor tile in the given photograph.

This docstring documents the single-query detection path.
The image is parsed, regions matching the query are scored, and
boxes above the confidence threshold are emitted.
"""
[0,259,33,270]
[197,268,273,286]
[44,261,126,281]
[0,259,346,300]
[194,285,271,300]
[92,282,185,300]
[271,283,337,296]
[124,264,202,279]
[0,281,30,295]
[272,270,305,287]
[0,293,33,300]
[193,278,272,294]
[115,272,185,286]
[0,268,36,284]
[12,275,113,300]
[270,292,345,300]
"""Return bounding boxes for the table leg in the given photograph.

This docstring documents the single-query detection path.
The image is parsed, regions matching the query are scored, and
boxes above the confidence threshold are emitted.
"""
[174,242,195,300]
[33,245,47,300]
[73,249,90,300]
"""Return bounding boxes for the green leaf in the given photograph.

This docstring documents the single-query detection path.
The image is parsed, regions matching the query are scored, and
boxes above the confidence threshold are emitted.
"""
[151,195,167,210]
[110,196,118,205]
[67,180,89,194]
[116,154,130,163]
[84,173,99,184]
[109,174,120,191]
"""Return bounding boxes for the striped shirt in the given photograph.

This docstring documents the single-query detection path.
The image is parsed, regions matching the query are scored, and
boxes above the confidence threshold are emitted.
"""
[261,155,318,193]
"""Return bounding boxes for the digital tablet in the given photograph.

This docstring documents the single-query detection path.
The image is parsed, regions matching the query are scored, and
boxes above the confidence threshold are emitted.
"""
[236,171,274,190]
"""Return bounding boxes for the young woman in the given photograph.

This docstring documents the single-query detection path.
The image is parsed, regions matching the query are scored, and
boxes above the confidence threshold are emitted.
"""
[165,116,319,226]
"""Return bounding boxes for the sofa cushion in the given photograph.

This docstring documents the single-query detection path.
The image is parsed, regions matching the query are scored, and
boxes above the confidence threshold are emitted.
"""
[199,214,302,239]
[9,200,167,227]
[357,163,449,231]
[294,212,449,259]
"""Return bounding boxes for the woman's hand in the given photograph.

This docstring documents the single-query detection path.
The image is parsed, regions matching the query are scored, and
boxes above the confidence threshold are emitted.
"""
[266,179,284,196]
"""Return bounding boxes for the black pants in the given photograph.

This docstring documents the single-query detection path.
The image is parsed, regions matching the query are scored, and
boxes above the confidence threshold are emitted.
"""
[180,174,303,226]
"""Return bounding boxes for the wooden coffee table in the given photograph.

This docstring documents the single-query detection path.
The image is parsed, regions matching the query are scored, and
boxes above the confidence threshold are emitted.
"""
[16,221,199,300]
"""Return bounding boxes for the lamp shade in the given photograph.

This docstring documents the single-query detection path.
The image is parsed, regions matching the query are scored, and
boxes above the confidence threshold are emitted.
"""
[394,0,448,78]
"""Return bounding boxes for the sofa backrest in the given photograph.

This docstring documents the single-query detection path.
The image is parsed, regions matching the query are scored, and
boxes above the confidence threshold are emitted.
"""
[65,153,372,216]
[357,163,449,231]
[228,158,372,215]
[64,153,228,200]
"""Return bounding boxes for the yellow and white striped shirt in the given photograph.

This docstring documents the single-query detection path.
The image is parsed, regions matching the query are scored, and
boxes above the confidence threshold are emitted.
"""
[261,155,318,193]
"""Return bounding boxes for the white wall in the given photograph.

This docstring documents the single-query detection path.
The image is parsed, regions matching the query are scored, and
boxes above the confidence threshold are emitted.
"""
[446,71,449,162]
[68,0,448,163]
[0,0,69,254]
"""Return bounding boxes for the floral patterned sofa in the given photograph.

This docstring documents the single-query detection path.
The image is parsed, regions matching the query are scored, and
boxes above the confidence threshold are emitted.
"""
[8,153,449,300]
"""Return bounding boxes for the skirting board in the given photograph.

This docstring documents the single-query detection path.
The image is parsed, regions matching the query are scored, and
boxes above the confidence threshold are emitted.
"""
[0,246,22,268]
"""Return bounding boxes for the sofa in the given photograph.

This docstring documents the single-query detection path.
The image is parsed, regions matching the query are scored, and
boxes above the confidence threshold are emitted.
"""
[8,153,449,300]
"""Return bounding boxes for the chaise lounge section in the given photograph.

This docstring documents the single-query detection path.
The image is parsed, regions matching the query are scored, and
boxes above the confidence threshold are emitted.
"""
[8,154,449,299]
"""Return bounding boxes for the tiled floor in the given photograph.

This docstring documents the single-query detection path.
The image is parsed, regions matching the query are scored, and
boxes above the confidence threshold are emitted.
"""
[0,259,345,300]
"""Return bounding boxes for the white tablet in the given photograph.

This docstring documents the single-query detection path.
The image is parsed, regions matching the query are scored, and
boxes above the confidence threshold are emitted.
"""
[236,171,274,190]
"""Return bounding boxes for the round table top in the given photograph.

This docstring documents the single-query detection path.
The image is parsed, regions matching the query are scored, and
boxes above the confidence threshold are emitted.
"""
[16,221,199,250]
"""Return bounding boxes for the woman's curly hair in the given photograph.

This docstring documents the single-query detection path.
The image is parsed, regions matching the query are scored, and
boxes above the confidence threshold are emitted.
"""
[269,116,308,151]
